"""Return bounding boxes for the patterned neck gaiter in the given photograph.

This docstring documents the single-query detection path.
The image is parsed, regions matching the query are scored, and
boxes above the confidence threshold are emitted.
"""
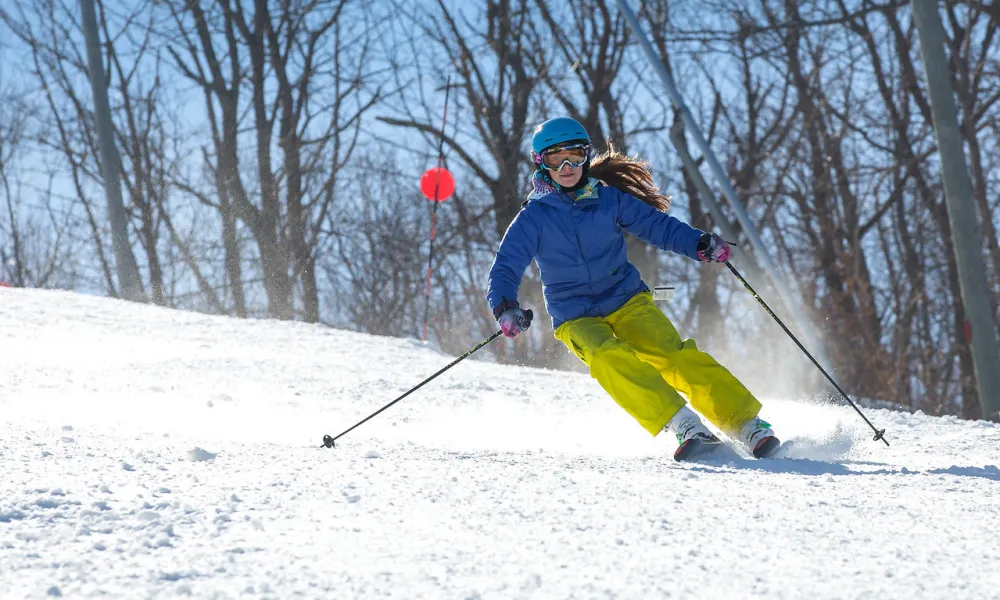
[530,170,558,199]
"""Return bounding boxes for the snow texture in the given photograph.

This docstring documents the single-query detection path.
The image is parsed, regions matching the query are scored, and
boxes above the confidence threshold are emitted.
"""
[2,288,1000,599]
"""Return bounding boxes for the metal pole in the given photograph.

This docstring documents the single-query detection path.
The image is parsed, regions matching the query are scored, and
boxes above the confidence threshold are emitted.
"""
[79,0,145,302]
[616,0,828,368]
[911,0,1000,421]
[669,121,762,284]
[423,204,439,342]
[423,77,451,342]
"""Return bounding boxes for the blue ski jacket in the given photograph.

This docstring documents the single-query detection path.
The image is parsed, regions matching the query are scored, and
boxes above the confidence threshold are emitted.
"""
[487,178,705,330]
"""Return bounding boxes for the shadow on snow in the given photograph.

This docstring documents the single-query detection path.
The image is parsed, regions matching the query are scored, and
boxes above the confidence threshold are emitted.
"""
[684,457,1000,481]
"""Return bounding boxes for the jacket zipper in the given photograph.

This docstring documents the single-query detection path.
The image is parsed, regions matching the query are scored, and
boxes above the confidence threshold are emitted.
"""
[566,192,596,297]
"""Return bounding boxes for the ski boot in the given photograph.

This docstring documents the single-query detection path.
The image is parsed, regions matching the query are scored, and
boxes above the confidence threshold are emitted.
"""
[666,406,722,462]
[739,417,780,458]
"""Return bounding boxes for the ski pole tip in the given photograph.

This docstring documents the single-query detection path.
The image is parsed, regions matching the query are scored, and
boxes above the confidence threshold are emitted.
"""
[322,435,336,449]
[873,428,889,446]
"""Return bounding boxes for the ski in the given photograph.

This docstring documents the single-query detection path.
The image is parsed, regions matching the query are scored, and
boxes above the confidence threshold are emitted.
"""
[673,434,724,462]
[674,436,784,463]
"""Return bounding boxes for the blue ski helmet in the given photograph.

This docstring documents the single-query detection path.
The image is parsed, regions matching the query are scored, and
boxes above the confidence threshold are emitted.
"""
[530,117,590,155]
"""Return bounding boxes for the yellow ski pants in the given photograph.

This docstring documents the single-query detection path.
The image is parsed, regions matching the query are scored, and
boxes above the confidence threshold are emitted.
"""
[554,292,761,436]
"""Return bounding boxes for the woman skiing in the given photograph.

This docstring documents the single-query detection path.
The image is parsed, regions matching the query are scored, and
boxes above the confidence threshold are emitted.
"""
[486,117,778,461]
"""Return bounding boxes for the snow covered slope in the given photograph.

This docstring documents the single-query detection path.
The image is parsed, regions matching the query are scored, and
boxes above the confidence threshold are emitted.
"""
[2,288,999,599]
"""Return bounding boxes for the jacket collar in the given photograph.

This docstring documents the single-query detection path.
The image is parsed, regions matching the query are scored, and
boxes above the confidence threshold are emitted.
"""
[527,176,602,206]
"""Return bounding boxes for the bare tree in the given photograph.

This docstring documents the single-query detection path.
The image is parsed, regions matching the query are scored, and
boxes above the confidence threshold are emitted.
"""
[164,0,383,322]
[0,75,31,287]
[326,155,427,335]
[0,54,89,289]
[1,0,176,300]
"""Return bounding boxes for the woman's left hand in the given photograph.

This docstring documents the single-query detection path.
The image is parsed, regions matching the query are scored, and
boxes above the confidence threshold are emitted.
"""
[696,233,731,263]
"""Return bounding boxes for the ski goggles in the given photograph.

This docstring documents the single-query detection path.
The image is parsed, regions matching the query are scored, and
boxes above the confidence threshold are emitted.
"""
[536,143,591,171]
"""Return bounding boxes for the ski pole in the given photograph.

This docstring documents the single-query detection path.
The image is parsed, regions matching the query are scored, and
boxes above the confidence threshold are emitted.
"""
[725,261,889,446]
[321,310,533,448]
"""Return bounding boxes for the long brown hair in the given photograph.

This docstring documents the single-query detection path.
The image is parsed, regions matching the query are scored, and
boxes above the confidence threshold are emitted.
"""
[589,143,671,212]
